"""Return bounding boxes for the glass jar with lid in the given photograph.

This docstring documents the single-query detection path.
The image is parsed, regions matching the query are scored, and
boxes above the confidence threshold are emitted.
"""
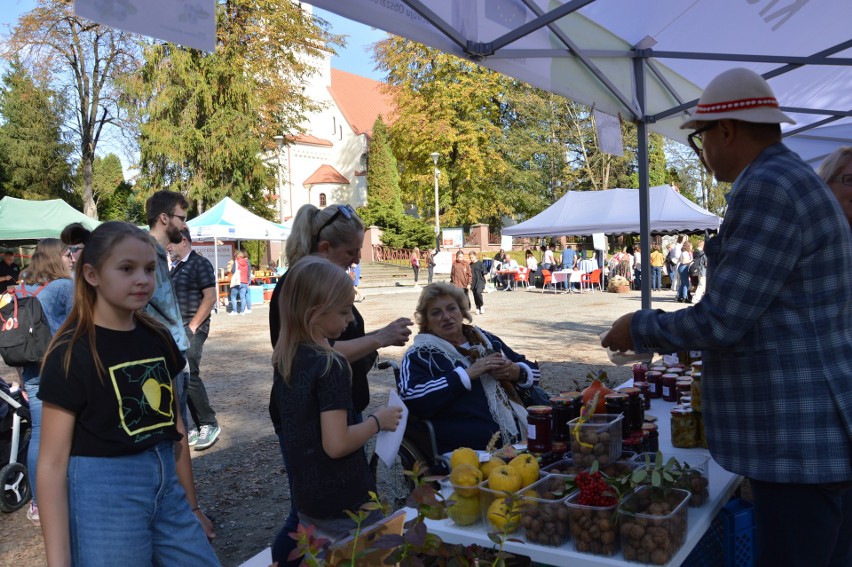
[671,408,698,448]
[526,405,553,454]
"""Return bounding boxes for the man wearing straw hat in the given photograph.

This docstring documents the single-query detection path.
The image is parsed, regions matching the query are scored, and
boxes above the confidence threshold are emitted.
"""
[603,68,852,566]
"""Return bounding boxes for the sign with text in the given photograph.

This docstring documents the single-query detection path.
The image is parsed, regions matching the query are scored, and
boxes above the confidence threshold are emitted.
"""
[442,228,464,248]
[193,244,233,275]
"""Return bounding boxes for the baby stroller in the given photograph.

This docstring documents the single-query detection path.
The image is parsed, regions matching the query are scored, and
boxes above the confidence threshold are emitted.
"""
[0,377,31,513]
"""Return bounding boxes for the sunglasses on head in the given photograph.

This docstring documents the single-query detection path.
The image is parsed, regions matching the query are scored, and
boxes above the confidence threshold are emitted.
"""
[68,246,83,254]
[317,204,356,239]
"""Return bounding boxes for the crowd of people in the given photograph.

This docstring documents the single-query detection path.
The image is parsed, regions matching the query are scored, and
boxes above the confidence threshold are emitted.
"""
[2,66,851,567]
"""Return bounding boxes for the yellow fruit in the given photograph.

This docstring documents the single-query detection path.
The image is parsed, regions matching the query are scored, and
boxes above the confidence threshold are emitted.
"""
[448,463,483,497]
[487,497,521,532]
[450,447,480,470]
[446,491,480,526]
[487,465,522,493]
[480,456,506,479]
[508,454,540,488]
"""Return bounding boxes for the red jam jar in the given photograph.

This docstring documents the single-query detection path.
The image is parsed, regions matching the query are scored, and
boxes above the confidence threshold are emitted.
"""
[633,381,652,410]
[661,373,679,402]
[632,362,648,384]
[526,405,553,454]
[645,371,663,399]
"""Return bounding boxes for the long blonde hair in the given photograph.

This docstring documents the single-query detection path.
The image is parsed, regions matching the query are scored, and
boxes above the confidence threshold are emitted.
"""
[21,238,70,285]
[285,204,364,267]
[272,256,355,384]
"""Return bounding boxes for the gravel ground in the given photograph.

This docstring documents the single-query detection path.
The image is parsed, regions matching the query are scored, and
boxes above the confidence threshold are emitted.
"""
[0,284,688,567]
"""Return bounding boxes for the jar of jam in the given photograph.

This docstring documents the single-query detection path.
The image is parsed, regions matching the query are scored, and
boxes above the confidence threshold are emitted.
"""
[641,422,659,453]
[690,375,703,412]
[645,371,663,399]
[676,379,692,403]
[661,373,679,402]
[632,362,648,384]
[634,381,652,410]
[671,408,698,448]
[623,432,643,455]
[604,393,630,437]
[620,387,644,432]
[561,391,584,421]
[526,405,552,453]
[549,396,572,444]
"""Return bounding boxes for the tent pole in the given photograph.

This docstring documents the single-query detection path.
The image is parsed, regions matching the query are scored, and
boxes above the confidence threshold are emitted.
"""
[634,55,652,310]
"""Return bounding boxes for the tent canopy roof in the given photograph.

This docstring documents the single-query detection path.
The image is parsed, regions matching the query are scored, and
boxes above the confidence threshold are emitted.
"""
[501,185,721,237]
[0,197,100,240]
[187,197,291,241]
[307,0,851,148]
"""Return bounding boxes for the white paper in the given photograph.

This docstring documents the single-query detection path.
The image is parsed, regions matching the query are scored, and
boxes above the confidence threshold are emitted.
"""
[376,390,409,469]
[75,0,217,53]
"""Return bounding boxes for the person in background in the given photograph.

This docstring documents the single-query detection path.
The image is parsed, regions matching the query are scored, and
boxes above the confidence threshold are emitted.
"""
[410,247,421,287]
[602,68,852,567]
[450,250,472,305]
[561,244,576,270]
[229,250,252,315]
[267,203,412,567]
[168,229,221,451]
[524,249,538,283]
[15,239,73,527]
[632,245,642,290]
[667,235,684,291]
[541,243,556,271]
[676,241,693,303]
[0,250,20,289]
[424,248,435,284]
[348,262,364,303]
[37,222,219,566]
[691,240,708,302]
[272,257,402,552]
[649,244,665,292]
[817,146,852,229]
[60,222,89,275]
[468,251,487,315]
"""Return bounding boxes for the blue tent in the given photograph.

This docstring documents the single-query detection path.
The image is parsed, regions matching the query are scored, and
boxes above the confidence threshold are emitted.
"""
[187,197,290,242]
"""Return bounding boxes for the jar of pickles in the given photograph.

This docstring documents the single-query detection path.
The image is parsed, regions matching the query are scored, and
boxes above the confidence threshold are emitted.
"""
[671,407,698,448]
[690,374,703,412]
[676,379,692,403]
[527,405,553,453]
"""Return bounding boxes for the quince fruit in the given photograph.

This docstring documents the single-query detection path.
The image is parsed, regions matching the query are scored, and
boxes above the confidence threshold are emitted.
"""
[450,447,480,470]
[487,465,522,493]
[480,456,506,480]
[448,463,483,497]
[508,454,540,488]
[486,497,521,532]
[446,491,480,526]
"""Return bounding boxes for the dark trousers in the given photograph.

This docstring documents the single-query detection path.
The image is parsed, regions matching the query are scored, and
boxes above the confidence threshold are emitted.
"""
[412,265,420,283]
[185,327,217,428]
[427,266,434,283]
[751,479,852,567]
[472,286,484,309]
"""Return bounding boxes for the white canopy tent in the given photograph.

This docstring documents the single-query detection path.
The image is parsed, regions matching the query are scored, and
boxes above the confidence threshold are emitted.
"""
[305,0,852,307]
[784,123,852,169]
[502,185,721,237]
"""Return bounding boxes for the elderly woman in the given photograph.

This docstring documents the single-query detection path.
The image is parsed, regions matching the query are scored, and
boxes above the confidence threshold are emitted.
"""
[398,282,541,454]
[818,146,852,229]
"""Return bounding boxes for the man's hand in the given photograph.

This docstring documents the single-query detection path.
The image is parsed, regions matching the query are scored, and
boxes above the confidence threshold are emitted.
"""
[374,317,413,348]
[601,312,636,353]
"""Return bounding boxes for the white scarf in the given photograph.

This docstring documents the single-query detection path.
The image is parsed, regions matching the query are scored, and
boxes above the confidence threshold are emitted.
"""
[411,330,528,446]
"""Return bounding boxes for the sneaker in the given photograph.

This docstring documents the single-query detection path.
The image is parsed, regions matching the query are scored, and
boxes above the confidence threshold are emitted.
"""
[194,424,221,451]
[187,428,199,446]
[245,309,252,314]
[229,311,237,316]
[27,502,39,526]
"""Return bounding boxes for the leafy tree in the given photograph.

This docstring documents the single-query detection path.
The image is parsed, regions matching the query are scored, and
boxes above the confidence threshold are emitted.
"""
[4,0,141,218]
[365,116,402,213]
[665,140,729,217]
[0,60,72,200]
[123,0,340,218]
[75,153,124,209]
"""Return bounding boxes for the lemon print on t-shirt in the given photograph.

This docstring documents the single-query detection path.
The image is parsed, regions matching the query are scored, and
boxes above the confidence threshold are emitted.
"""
[110,356,175,440]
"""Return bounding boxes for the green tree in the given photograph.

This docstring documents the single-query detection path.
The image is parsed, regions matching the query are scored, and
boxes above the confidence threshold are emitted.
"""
[365,116,402,213]
[0,60,71,200]
[5,0,141,218]
[123,0,340,218]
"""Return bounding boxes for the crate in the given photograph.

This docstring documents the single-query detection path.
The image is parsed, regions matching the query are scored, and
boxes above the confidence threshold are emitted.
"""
[684,498,755,567]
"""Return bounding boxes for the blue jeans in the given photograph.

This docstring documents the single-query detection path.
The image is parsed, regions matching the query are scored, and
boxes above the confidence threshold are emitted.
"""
[24,376,41,506]
[677,264,691,300]
[751,479,852,567]
[651,266,662,290]
[67,442,220,566]
[230,284,248,313]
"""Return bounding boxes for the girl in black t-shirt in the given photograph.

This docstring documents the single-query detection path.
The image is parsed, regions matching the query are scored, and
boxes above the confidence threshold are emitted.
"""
[37,222,219,566]
[272,257,402,550]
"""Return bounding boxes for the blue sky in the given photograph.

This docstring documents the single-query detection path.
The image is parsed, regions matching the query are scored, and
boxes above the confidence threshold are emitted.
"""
[1,2,385,80]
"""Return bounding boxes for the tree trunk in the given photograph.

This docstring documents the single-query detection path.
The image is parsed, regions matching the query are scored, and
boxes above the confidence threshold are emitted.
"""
[81,149,97,219]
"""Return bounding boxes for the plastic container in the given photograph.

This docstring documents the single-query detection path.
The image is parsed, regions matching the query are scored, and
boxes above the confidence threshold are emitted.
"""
[519,475,573,546]
[632,452,710,506]
[568,414,624,469]
[249,285,264,305]
[565,491,619,556]
[480,481,523,534]
[438,477,482,527]
[619,486,690,564]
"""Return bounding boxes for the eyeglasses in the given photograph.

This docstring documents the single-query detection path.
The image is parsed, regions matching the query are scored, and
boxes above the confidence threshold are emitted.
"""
[168,213,187,222]
[316,204,356,239]
[829,174,852,187]
[687,121,719,155]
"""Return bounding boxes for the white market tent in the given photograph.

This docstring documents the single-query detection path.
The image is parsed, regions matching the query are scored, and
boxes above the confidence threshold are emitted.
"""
[502,185,721,238]
[186,196,291,242]
[784,123,852,168]
[305,0,852,308]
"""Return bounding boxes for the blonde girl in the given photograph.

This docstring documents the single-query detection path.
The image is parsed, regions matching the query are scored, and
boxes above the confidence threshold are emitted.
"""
[37,222,219,567]
[271,256,402,546]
